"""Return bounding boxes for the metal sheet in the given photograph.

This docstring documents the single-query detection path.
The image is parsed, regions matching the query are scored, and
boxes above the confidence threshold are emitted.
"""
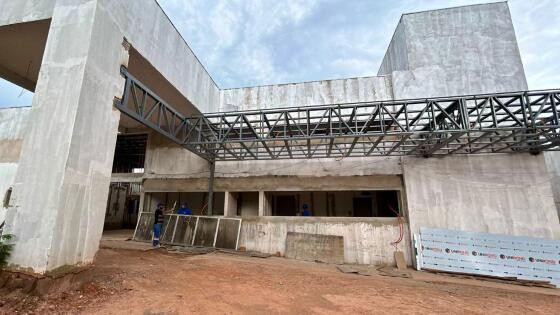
[133,213,243,249]
[214,218,242,250]
[415,228,560,287]
[132,212,154,242]
[172,215,198,246]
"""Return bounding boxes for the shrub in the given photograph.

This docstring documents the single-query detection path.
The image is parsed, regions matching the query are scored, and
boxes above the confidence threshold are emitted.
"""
[0,234,14,267]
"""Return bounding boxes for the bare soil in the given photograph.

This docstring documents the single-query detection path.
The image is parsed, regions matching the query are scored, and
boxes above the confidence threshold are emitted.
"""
[1,243,559,314]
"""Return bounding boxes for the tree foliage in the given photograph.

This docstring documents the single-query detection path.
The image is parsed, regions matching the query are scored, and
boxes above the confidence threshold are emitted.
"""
[0,234,14,267]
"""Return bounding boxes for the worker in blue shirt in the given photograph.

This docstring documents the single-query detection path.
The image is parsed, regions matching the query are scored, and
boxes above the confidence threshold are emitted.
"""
[177,202,192,215]
[302,203,311,216]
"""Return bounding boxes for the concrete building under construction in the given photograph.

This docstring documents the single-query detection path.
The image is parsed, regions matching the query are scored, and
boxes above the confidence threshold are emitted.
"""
[0,0,559,274]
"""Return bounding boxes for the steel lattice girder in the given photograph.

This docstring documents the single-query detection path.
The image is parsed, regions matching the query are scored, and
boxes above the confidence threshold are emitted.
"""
[115,67,560,161]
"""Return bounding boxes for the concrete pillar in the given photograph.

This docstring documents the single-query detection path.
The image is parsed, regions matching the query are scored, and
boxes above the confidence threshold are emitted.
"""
[4,0,127,273]
[138,190,146,214]
[207,161,215,216]
[258,191,270,216]
[224,191,237,217]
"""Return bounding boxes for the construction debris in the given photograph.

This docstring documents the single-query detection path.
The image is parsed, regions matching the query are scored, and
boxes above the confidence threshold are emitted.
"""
[336,264,410,278]
[216,248,272,258]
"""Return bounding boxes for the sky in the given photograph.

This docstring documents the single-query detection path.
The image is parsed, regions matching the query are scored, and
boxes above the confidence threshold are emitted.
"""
[1,0,559,108]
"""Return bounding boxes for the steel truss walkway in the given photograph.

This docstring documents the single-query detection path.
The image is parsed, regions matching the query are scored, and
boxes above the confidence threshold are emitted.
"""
[116,67,560,162]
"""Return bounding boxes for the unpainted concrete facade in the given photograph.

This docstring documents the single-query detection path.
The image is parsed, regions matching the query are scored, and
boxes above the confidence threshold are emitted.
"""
[0,107,30,225]
[378,2,528,98]
[0,1,558,272]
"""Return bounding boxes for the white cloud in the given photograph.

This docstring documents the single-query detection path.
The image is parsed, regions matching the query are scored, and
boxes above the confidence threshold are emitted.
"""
[158,0,322,87]
[1,0,558,108]
[163,0,560,90]
[508,0,560,89]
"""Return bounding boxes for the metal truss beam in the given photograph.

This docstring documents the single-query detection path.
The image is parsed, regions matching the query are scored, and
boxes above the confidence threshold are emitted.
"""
[116,67,560,161]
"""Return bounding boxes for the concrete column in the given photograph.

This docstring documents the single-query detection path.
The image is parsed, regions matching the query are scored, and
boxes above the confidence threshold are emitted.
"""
[224,191,237,217]
[258,191,270,216]
[207,161,215,216]
[138,190,146,213]
[4,0,127,273]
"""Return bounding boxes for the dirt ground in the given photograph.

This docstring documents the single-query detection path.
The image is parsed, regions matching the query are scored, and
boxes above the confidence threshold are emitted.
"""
[1,240,560,314]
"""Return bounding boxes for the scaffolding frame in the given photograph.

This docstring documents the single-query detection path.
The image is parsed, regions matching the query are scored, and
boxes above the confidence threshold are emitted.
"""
[116,67,560,162]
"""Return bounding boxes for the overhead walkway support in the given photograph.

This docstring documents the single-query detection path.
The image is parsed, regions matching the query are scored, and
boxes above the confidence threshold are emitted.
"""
[116,67,560,162]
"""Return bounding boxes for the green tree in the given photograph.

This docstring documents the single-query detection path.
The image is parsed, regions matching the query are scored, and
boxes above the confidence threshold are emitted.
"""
[0,234,14,267]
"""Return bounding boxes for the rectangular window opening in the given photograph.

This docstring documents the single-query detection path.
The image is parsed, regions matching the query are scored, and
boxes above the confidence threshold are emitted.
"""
[112,133,147,173]
[235,192,259,217]
[267,190,401,217]
[143,192,225,216]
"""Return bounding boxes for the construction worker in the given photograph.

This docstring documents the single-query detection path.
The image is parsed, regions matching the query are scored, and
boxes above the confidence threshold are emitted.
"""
[302,203,312,216]
[153,203,165,246]
[177,202,192,215]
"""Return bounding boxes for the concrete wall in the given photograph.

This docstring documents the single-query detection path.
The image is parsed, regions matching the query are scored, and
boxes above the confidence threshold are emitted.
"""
[378,19,407,76]
[145,130,403,178]
[0,107,30,225]
[376,3,560,245]
[144,132,210,177]
[99,0,219,113]
[239,216,411,266]
[379,2,528,99]
[0,0,225,273]
[219,76,392,112]
[403,154,560,239]
[104,184,128,229]
[0,0,55,26]
[0,107,29,163]
[544,152,560,217]
[104,182,141,230]
[4,0,128,273]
